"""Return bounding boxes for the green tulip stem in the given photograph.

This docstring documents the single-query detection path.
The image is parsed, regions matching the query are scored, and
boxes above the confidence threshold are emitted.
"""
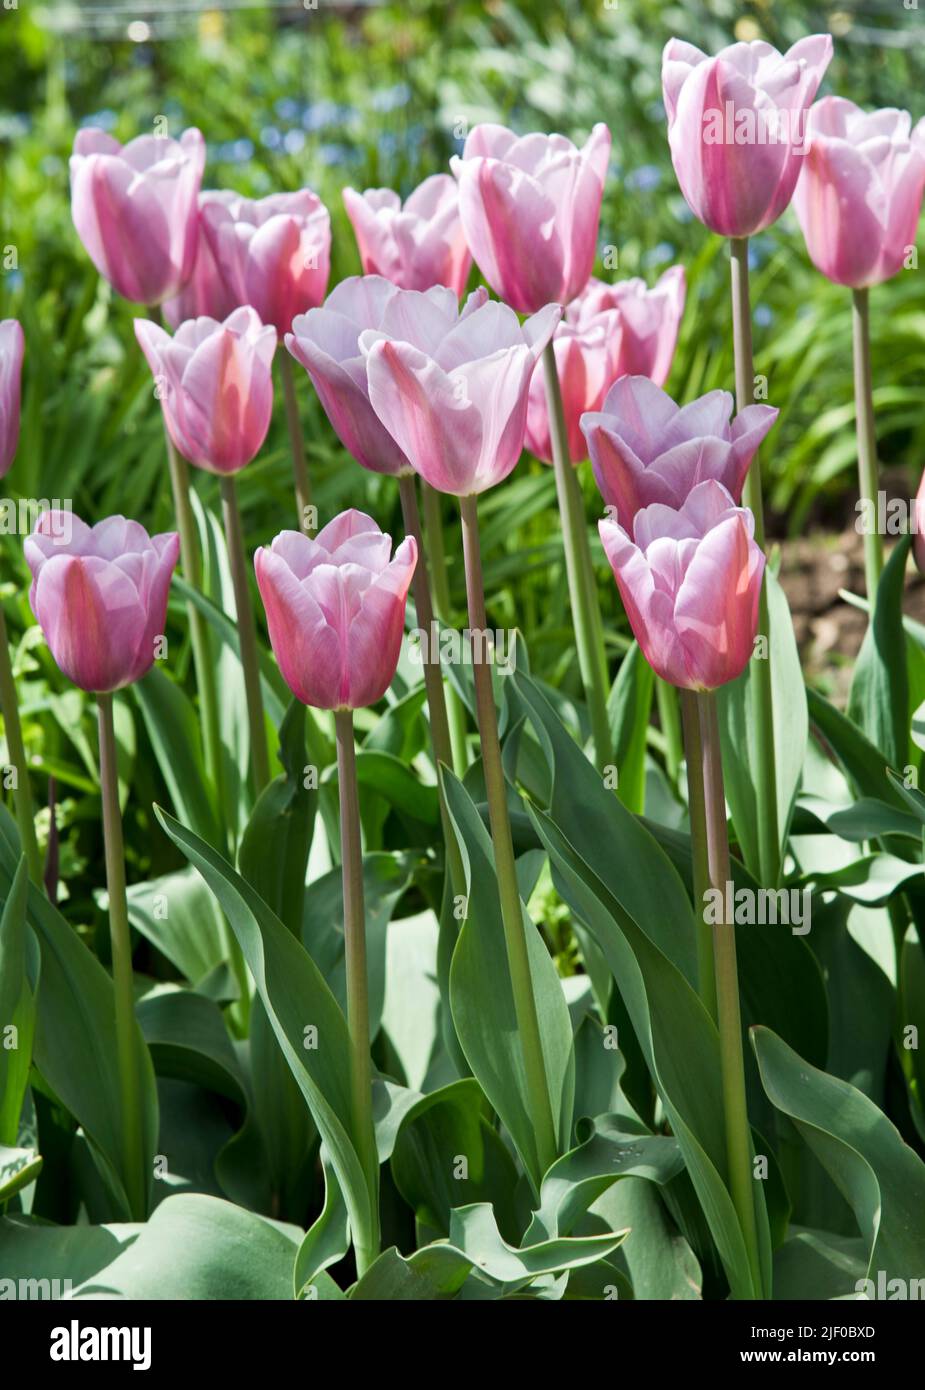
[219,474,270,795]
[420,479,469,772]
[397,474,466,898]
[333,706,380,1277]
[541,341,612,772]
[679,688,717,1022]
[278,353,312,531]
[698,688,763,1299]
[0,603,42,884]
[851,287,884,605]
[97,691,146,1221]
[729,237,779,888]
[459,492,558,1180]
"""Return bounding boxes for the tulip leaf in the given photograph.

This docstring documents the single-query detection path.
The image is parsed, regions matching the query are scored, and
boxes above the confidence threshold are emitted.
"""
[134,666,223,847]
[847,533,911,771]
[0,856,35,1146]
[607,639,653,814]
[293,1150,350,1299]
[349,1243,475,1301]
[0,1214,140,1291]
[126,865,226,985]
[807,687,908,810]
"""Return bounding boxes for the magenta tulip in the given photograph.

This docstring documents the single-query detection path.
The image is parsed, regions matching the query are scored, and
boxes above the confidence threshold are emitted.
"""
[25,513,179,694]
[201,190,331,337]
[661,36,832,237]
[450,122,611,313]
[135,307,276,475]
[599,479,764,690]
[285,276,412,477]
[583,376,778,529]
[0,319,24,478]
[162,191,240,328]
[69,127,205,306]
[524,313,623,465]
[793,98,925,290]
[572,266,687,385]
[342,175,471,297]
[916,471,925,577]
[361,286,560,494]
[255,510,416,711]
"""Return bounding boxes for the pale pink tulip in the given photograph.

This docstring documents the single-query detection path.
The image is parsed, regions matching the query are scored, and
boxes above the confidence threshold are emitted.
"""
[135,308,276,475]
[583,376,778,529]
[255,510,416,710]
[0,319,24,478]
[599,479,764,690]
[451,122,611,312]
[342,175,471,296]
[524,313,623,464]
[661,36,832,237]
[201,190,331,336]
[69,127,205,305]
[25,513,179,693]
[361,286,561,495]
[571,266,686,385]
[163,192,240,328]
[915,470,925,576]
[285,276,412,477]
[793,97,925,289]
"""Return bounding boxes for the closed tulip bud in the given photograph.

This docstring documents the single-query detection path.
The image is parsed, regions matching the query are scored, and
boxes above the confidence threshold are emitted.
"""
[342,175,472,297]
[162,192,241,328]
[255,510,416,711]
[794,98,925,290]
[362,285,561,495]
[69,127,205,306]
[201,190,331,337]
[584,376,778,529]
[135,307,276,475]
[572,266,687,386]
[285,276,412,477]
[599,479,764,690]
[524,314,623,465]
[451,122,611,313]
[661,36,832,237]
[25,513,179,693]
[0,319,24,478]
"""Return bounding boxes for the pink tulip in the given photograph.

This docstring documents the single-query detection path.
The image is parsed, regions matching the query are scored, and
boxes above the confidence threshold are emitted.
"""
[255,510,416,710]
[342,175,471,296]
[69,127,205,306]
[135,307,276,475]
[450,122,611,313]
[0,319,24,478]
[571,266,687,385]
[661,36,832,237]
[163,192,240,328]
[201,190,331,336]
[914,472,925,576]
[25,513,179,694]
[583,376,778,529]
[599,479,764,690]
[793,98,925,290]
[285,276,411,477]
[524,313,623,464]
[362,286,561,494]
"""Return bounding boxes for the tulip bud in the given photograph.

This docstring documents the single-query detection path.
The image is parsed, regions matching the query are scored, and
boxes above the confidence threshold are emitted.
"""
[25,513,179,693]
[343,175,472,296]
[0,319,24,478]
[69,127,205,306]
[255,510,416,711]
[599,479,765,690]
[135,307,276,475]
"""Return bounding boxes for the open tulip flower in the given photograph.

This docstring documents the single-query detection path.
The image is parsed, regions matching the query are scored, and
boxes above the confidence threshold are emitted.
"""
[572,266,687,385]
[599,479,764,691]
[25,513,179,694]
[793,97,925,289]
[661,36,832,237]
[286,276,413,476]
[255,510,417,711]
[70,127,205,306]
[343,175,471,296]
[584,376,778,529]
[162,191,240,328]
[201,189,331,337]
[0,318,24,477]
[135,307,276,474]
[362,285,561,494]
[524,313,623,465]
[451,122,611,313]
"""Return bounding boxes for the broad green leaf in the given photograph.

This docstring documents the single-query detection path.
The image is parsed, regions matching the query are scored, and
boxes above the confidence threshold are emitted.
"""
[349,1243,474,1301]
[592,1177,702,1300]
[448,1202,628,1284]
[293,1150,350,1299]
[847,534,911,771]
[607,640,653,814]
[0,857,34,1145]
[127,866,226,985]
[134,666,222,847]
[773,1227,867,1301]
[0,1214,139,1292]
[807,688,907,809]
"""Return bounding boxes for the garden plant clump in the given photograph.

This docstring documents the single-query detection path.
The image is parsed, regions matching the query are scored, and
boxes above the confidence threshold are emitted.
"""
[1,0,925,1319]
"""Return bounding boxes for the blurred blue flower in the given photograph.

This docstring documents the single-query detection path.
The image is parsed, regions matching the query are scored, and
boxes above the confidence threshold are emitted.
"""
[626,164,662,192]
[754,305,774,328]
[371,84,411,113]
[318,143,356,167]
[647,100,666,124]
[261,126,283,151]
[302,101,353,133]
[275,98,303,122]
[80,110,117,131]
[283,129,306,155]
[231,138,254,163]
[5,270,23,293]
[643,241,675,268]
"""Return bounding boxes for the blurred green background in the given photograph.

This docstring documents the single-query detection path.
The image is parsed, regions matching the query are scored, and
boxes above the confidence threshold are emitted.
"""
[1,0,924,925]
